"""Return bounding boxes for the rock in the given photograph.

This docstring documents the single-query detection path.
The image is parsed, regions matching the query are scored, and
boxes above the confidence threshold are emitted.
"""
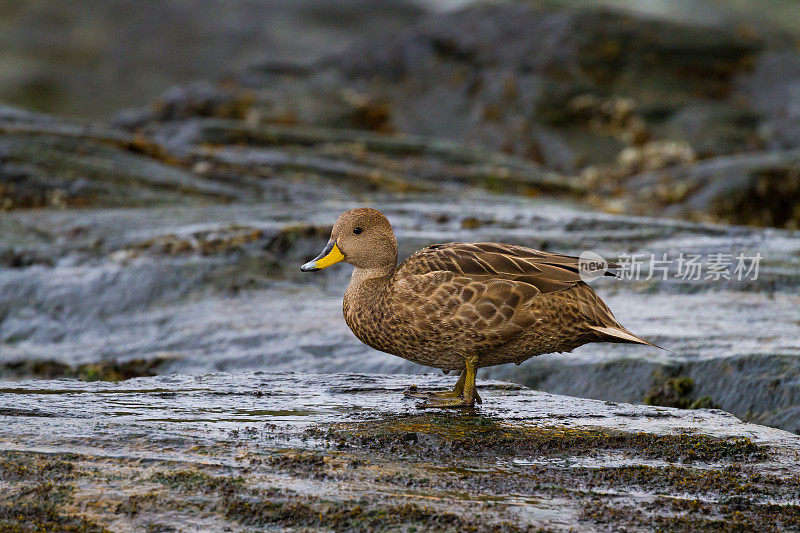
[0,3,799,504]
[1,372,799,531]
[8,3,800,226]
[736,50,800,151]
[0,118,250,210]
[0,108,577,215]
[228,3,768,167]
[98,2,800,228]
[625,149,800,229]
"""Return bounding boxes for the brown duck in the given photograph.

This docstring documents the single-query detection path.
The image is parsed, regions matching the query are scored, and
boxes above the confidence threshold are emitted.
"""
[301,208,659,408]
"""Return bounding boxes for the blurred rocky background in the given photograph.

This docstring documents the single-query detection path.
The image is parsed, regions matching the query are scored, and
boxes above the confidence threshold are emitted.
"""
[0,0,426,118]
[1,0,799,430]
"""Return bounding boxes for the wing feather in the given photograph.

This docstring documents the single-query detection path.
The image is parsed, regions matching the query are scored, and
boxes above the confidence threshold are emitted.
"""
[402,242,594,294]
[383,242,632,359]
[386,242,597,352]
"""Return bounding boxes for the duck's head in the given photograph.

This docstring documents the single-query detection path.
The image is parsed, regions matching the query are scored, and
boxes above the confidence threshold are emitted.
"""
[301,208,398,272]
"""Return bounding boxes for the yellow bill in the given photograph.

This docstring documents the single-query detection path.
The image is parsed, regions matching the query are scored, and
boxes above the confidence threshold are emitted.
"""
[300,241,344,272]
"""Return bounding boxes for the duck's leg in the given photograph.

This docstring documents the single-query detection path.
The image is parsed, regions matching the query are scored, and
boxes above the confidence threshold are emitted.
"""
[404,371,466,399]
[415,356,481,409]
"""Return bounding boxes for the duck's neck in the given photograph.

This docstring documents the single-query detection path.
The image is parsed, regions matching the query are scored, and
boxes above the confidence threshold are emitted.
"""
[345,265,394,300]
[343,265,395,318]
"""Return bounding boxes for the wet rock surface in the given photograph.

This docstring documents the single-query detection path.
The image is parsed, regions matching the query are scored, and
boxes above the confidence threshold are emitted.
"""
[2,372,800,532]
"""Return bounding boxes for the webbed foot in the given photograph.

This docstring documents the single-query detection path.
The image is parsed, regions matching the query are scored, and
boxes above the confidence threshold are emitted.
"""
[415,389,481,409]
[403,386,463,400]
[403,370,467,400]
[409,359,482,410]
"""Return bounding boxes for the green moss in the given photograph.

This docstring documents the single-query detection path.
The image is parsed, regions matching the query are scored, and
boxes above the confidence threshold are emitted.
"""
[0,500,108,533]
[268,452,326,469]
[0,439,791,532]
[266,224,331,256]
[0,357,173,381]
[149,470,244,495]
[567,465,791,495]
[223,498,488,531]
[143,523,178,533]
[0,452,80,482]
[645,370,720,410]
[711,167,800,230]
[77,358,169,382]
[114,491,162,517]
[144,463,521,531]
[321,414,766,462]
[0,482,107,533]
[582,495,800,532]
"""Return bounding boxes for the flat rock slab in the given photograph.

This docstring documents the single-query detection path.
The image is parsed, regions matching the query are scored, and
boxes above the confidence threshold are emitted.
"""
[2,372,799,531]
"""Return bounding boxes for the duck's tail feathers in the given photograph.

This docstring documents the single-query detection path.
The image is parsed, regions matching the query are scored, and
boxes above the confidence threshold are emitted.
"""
[589,325,673,353]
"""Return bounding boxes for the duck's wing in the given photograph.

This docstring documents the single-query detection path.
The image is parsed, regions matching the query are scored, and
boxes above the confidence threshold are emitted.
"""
[400,242,614,294]
[387,243,612,350]
[390,242,658,353]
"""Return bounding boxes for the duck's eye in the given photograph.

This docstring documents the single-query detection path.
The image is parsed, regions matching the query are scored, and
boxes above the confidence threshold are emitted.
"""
[353,227,363,235]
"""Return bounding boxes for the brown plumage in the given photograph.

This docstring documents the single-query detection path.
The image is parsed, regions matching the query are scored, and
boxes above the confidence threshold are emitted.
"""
[301,207,660,408]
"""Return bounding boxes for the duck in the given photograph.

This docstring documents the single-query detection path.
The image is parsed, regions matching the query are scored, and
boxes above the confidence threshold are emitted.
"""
[301,207,660,408]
